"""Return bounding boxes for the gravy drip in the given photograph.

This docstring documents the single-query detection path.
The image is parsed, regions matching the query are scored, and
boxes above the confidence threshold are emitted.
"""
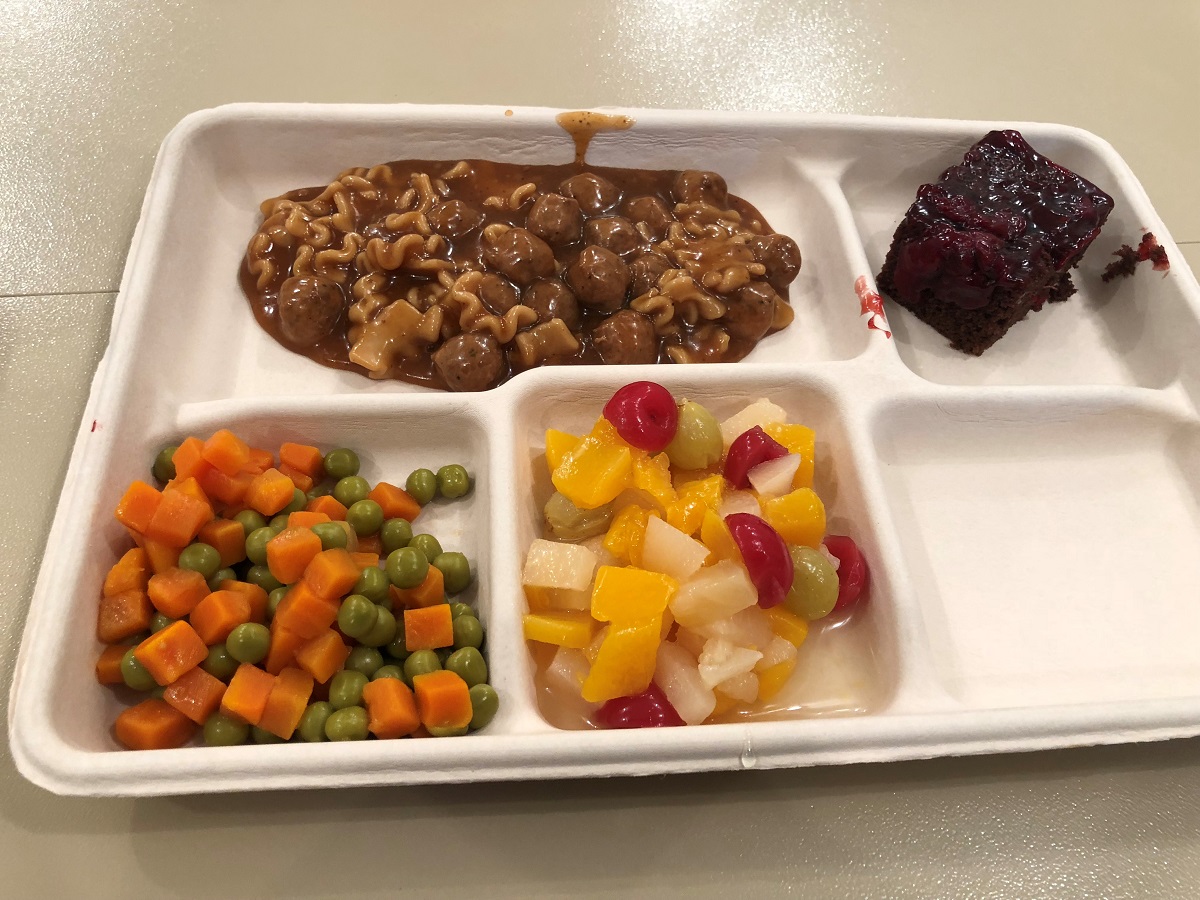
[554,110,635,166]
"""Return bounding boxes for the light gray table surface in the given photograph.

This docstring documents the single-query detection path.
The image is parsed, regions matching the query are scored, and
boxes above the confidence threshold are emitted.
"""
[3,2,1199,896]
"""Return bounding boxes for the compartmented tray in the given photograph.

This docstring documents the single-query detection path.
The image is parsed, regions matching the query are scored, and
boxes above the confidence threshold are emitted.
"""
[10,103,1200,796]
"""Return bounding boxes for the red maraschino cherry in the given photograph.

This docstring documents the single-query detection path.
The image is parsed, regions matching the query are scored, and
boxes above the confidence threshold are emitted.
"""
[723,426,789,489]
[602,381,679,453]
[823,535,869,611]
[724,513,794,608]
[596,682,685,728]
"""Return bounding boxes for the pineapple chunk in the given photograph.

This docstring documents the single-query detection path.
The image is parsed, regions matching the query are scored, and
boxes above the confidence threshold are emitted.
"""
[747,454,801,500]
[719,398,788,448]
[522,539,598,592]
[669,560,757,628]
[641,516,709,582]
[655,640,716,726]
[694,606,776,651]
[697,637,763,690]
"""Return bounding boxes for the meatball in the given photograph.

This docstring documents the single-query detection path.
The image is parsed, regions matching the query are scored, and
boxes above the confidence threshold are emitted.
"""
[483,227,557,286]
[477,274,520,314]
[276,275,345,347]
[432,331,505,392]
[427,200,483,238]
[526,193,583,245]
[584,216,641,258]
[523,279,581,331]
[627,253,671,297]
[746,234,802,291]
[624,195,674,239]
[559,173,619,215]
[672,170,728,206]
[592,310,658,365]
[722,282,780,343]
[566,246,630,313]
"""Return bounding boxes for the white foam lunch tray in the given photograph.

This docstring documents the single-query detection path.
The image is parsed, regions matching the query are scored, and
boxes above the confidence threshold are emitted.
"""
[10,103,1200,796]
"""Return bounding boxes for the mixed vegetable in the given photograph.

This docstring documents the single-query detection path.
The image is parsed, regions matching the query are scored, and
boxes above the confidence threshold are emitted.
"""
[97,429,496,749]
[522,381,868,728]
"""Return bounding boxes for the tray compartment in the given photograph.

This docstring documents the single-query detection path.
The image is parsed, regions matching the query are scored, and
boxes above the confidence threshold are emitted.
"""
[872,390,1200,709]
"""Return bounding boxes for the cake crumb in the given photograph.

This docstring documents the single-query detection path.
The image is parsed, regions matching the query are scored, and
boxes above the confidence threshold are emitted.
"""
[1101,232,1170,282]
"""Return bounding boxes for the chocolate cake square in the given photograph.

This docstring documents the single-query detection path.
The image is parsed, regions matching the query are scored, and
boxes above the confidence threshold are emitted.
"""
[876,130,1113,355]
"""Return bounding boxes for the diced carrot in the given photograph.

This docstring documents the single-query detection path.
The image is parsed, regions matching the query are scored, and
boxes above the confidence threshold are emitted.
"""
[356,533,382,557]
[273,581,338,639]
[163,665,228,725]
[189,589,252,645]
[278,462,314,494]
[220,663,276,726]
[146,567,210,618]
[404,603,454,651]
[244,447,276,475]
[197,517,248,567]
[368,482,422,522]
[293,629,351,683]
[305,494,347,520]
[202,429,251,477]
[302,548,361,602]
[97,589,154,644]
[264,622,309,674]
[287,510,330,530]
[219,579,269,624]
[134,620,208,685]
[266,527,324,585]
[170,437,211,482]
[244,468,297,516]
[165,475,212,507]
[198,467,253,507]
[362,677,421,738]
[114,699,197,750]
[258,667,315,739]
[95,644,132,685]
[390,565,445,610]
[280,442,324,478]
[103,548,150,597]
[350,552,380,570]
[412,669,473,731]
[114,481,162,534]
[144,488,213,548]
[143,538,181,574]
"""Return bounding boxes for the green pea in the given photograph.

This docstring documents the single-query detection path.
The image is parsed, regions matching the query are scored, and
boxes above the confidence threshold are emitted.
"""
[323,448,361,480]
[246,565,283,592]
[329,670,369,709]
[297,701,334,742]
[245,526,276,566]
[203,712,249,746]
[333,475,370,507]
[345,646,384,677]
[433,552,472,594]
[408,533,443,562]
[784,545,839,621]
[468,684,499,730]
[445,647,488,687]
[267,586,289,620]
[252,725,286,744]
[150,612,175,634]
[664,400,723,470]
[386,630,410,663]
[386,547,428,589]
[452,615,484,650]
[403,650,441,685]
[436,464,471,500]
[449,602,474,620]
[282,488,307,515]
[311,521,349,551]
[353,566,389,605]
[427,724,469,737]
[227,622,271,664]
[337,595,376,640]
[201,643,239,681]
[233,509,267,537]
[306,481,333,501]
[207,567,237,591]
[372,665,404,681]
[325,706,369,741]
[405,468,437,505]
[359,606,397,648]
[151,445,178,484]
[178,542,221,581]
[269,513,290,531]
[120,649,157,691]
[346,499,384,536]
[379,518,414,555]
